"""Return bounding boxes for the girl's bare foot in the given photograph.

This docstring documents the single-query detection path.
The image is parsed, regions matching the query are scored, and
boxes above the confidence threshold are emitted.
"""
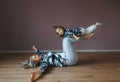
[84,32,95,40]
[95,22,102,28]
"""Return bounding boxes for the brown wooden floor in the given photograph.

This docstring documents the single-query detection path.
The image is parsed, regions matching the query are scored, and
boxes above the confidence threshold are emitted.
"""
[0,52,120,82]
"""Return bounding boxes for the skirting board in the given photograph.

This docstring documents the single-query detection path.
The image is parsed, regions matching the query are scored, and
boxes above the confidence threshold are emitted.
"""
[0,50,120,53]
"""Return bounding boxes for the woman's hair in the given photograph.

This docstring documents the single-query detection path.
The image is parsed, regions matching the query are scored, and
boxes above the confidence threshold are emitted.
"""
[20,56,36,69]
[28,56,35,67]
[53,26,65,37]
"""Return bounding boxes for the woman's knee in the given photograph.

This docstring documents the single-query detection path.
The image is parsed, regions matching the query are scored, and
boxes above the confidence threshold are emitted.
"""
[63,37,70,43]
[63,37,69,41]
[63,37,76,43]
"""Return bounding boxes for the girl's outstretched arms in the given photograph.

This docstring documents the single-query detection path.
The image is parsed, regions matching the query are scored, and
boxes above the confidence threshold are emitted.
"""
[73,34,80,41]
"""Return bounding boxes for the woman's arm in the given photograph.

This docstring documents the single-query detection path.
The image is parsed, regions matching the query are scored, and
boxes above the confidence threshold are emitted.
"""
[32,45,37,52]
[30,69,43,82]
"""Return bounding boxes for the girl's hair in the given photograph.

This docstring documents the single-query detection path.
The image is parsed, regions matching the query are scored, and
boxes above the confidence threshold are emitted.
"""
[53,26,65,37]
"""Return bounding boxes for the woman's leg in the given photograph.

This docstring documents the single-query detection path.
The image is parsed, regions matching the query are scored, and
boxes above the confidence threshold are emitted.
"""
[63,37,78,65]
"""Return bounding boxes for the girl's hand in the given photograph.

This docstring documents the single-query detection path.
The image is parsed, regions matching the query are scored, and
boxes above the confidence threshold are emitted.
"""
[73,34,80,41]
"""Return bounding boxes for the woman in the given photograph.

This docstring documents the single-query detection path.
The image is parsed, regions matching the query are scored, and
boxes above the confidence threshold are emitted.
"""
[30,36,79,82]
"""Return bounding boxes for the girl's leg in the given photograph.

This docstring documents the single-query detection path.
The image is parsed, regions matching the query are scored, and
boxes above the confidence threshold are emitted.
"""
[84,32,95,40]
[84,23,102,35]
[63,37,78,65]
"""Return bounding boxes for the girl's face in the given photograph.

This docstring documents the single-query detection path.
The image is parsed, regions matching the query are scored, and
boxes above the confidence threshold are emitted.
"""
[56,28,64,36]
[31,54,41,63]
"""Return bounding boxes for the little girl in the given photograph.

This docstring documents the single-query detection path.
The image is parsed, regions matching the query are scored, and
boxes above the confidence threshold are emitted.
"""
[53,22,102,40]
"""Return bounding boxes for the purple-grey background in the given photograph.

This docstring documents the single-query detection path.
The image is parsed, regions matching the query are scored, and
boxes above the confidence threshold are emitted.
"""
[0,0,120,50]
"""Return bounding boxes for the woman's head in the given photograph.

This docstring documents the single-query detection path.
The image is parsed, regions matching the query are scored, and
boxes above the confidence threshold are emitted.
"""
[53,26,65,37]
[29,54,42,67]
[21,54,42,69]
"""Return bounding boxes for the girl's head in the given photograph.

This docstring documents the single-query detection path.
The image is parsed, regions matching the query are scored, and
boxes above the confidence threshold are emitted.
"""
[53,26,65,37]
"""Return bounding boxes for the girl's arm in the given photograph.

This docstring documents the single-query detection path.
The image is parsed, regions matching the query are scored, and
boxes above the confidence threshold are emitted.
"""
[73,34,80,41]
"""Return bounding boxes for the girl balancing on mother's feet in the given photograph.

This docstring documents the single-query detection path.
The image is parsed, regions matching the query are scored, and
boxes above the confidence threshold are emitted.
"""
[53,22,102,40]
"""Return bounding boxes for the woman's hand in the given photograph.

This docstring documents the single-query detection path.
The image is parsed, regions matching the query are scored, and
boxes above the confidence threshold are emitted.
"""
[32,45,37,52]
[30,69,42,82]
[30,72,35,82]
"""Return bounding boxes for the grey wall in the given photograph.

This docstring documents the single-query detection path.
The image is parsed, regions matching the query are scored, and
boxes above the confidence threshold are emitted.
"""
[0,0,120,50]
